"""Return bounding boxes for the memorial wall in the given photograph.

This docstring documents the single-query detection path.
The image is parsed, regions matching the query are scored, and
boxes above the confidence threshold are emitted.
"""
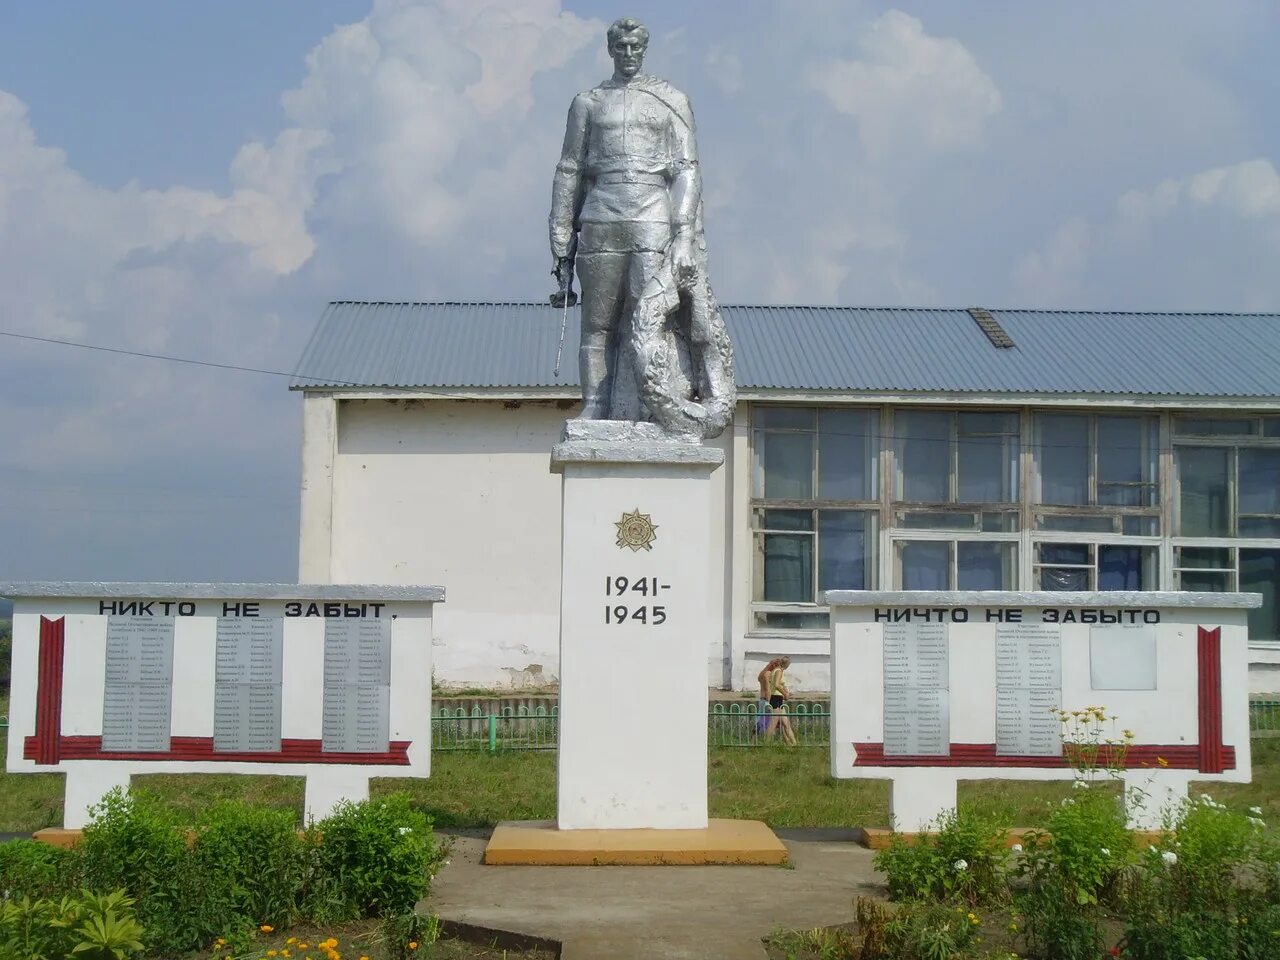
[2,583,441,828]
[827,591,1258,831]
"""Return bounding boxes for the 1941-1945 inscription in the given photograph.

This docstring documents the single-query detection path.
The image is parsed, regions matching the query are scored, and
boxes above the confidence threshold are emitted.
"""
[603,573,671,624]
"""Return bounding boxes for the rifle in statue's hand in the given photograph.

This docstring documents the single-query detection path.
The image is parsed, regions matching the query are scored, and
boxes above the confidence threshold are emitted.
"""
[551,249,578,377]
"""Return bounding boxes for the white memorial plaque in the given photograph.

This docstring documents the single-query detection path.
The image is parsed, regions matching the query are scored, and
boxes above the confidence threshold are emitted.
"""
[322,618,391,752]
[1090,625,1157,690]
[882,623,949,756]
[102,617,174,752]
[214,618,284,752]
[995,623,1062,756]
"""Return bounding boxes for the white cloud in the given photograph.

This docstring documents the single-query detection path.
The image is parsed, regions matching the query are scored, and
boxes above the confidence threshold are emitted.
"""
[705,44,744,96]
[1013,217,1091,305]
[1016,159,1280,308]
[807,10,1002,158]
[274,0,599,250]
[1120,158,1280,221]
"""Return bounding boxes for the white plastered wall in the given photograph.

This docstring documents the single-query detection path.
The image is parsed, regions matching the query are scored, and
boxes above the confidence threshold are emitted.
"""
[308,398,733,690]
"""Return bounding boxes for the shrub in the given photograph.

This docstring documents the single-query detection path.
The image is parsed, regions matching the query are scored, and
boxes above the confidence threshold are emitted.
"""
[1121,794,1276,960]
[0,621,11,693]
[302,794,446,923]
[187,800,308,942]
[0,888,145,960]
[873,808,1011,906]
[1013,790,1128,960]
[0,839,82,901]
[78,788,197,955]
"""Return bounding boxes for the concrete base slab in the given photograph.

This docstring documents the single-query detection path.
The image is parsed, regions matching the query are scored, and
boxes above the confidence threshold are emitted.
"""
[430,832,882,960]
[484,818,788,866]
[32,828,83,848]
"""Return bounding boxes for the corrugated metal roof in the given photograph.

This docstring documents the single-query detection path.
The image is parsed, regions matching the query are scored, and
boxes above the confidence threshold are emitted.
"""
[290,302,1280,398]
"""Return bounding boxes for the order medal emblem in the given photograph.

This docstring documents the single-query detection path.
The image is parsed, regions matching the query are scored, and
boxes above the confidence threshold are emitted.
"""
[615,509,658,552]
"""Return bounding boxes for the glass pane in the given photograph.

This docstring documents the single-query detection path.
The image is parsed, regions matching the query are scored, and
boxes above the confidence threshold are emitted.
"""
[898,512,977,530]
[1097,419,1157,508]
[818,409,874,500]
[1264,418,1280,439]
[753,610,829,630]
[761,509,813,531]
[958,542,1014,590]
[1239,449,1280,515]
[1177,447,1231,536]
[958,411,1018,435]
[983,512,1019,532]
[761,534,813,602]
[756,407,814,430]
[1098,484,1155,507]
[1241,517,1280,538]
[1038,543,1092,565]
[760,432,813,499]
[1037,514,1115,533]
[1241,549,1280,642]
[1040,567,1089,590]
[1177,547,1232,569]
[1123,516,1159,536]
[958,434,1018,502]
[900,541,950,590]
[1179,570,1232,592]
[1099,546,1156,590]
[1037,414,1089,505]
[818,511,871,591]
[1175,417,1256,436]
[896,411,951,502]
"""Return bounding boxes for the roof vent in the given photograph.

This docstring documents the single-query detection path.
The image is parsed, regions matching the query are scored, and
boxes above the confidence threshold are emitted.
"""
[968,307,1015,349]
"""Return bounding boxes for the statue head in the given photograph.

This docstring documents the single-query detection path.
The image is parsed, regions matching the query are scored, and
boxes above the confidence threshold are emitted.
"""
[607,17,648,79]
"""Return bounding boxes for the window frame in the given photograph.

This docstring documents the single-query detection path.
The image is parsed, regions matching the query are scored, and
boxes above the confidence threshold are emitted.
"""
[750,405,881,633]
[1172,425,1280,539]
[1031,412,1161,528]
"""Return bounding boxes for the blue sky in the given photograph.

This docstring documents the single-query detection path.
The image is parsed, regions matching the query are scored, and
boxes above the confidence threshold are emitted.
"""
[1,0,1279,583]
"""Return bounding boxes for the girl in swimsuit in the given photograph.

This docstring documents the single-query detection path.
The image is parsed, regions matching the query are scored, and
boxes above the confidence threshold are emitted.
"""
[764,656,797,746]
[755,658,780,735]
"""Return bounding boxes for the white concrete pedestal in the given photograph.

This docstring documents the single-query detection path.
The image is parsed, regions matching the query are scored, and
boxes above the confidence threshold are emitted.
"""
[551,423,724,830]
[64,764,133,829]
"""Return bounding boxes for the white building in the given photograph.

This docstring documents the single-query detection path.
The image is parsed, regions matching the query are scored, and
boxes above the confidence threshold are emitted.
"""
[292,302,1280,695]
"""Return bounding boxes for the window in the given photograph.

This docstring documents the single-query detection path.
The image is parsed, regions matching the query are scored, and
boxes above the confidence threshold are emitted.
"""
[1174,417,1280,538]
[1036,543,1157,590]
[1033,413,1159,533]
[752,407,878,629]
[747,405,1280,640]
[897,540,1018,590]
[1175,546,1280,643]
[895,410,1019,504]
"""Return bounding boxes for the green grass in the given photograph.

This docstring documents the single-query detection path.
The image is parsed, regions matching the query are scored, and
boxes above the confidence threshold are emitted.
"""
[0,692,65,832]
[2,687,1278,834]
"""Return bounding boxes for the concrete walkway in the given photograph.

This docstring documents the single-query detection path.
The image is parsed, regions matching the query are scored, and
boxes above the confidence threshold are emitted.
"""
[427,829,884,959]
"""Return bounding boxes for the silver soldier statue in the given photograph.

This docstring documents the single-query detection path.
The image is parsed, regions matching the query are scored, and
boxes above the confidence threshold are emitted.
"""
[549,17,735,439]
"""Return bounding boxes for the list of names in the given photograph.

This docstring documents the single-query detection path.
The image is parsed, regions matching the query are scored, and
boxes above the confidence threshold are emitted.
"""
[213,618,284,752]
[102,617,174,752]
[322,617,391,752]
[882,622,949,755]
[995,623,1062,756]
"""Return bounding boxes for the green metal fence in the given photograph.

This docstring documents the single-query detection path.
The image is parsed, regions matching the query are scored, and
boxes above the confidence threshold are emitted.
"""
[1252,700,1280,737]
[429,702,830,752]
[432,703,559,752]
[708,700,829,747]
[429,700,1279,752]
